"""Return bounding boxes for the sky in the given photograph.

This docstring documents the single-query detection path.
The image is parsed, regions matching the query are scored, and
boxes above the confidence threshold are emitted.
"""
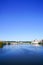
[0,0,43,41]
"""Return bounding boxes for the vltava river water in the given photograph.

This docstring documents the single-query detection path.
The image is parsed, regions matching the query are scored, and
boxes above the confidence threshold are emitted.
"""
[0,44,43,65]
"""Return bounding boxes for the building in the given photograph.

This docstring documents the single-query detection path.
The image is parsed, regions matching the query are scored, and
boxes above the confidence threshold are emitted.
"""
[32,39,40,44]
[40,40,43,43]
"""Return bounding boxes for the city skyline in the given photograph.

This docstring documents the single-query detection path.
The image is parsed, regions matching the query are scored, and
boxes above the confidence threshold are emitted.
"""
[0,0,43,41]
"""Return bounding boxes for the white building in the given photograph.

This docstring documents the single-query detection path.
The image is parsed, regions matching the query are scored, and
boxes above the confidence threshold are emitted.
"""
[32,39,40,44]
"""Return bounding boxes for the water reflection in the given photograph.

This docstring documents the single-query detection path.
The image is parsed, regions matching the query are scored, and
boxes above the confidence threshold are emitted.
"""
[0,44,43,65]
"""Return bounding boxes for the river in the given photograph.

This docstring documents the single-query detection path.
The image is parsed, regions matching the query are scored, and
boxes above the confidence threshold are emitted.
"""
[0,44,43,65]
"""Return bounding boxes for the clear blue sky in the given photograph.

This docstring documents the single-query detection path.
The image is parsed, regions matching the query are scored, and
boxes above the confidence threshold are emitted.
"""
[0,0,43,41]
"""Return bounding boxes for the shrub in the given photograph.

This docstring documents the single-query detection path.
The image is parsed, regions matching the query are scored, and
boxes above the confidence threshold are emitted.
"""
[38,42,43,45]
[0,42,3,48]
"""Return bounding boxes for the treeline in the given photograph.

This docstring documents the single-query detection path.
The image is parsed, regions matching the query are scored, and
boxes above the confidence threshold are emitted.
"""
[22,41,31,43]
[38,42,43,45]
[0,41,11,48]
